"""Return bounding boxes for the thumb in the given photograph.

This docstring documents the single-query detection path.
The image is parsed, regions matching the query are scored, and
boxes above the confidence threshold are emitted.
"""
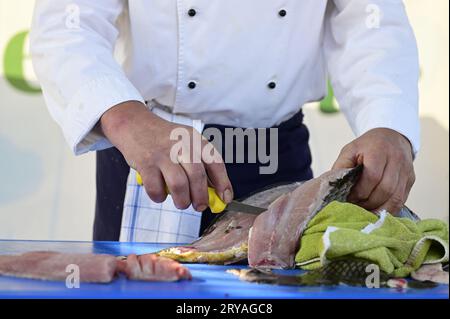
[332,145,358,170]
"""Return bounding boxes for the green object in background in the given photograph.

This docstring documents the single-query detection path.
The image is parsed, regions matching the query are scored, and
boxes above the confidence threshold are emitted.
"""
[3,30,41,94]
[295,201,449,277]
[319,81,339,114]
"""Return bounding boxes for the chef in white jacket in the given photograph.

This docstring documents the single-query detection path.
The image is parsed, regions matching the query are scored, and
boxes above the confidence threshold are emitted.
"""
[30,0,420,242]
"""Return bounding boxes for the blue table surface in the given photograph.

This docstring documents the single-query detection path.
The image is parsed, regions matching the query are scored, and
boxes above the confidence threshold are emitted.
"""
[0,240,448,299]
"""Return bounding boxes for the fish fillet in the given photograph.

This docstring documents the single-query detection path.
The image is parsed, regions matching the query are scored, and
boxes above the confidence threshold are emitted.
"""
[248,166,361,269]
[117,254,192,281]
[0,251,191,283]
[411,263,449,285]
[157,166,361,266]
[0,251,117,283]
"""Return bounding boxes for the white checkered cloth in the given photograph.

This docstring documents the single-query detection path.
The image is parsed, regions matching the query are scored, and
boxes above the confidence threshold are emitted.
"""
[119,102,205,243]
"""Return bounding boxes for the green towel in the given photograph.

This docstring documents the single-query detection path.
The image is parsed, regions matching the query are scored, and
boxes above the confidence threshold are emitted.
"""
[295,201,449,277]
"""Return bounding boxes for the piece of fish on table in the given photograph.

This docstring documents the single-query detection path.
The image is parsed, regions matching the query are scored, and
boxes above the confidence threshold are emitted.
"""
[248,166,362,269]
[156,183,302,264]
[0,251,191,283]
[228,258,438,289]
[0,251,117,283]
[117,254,192,281]
[228,258,387,286]
[411,263,449,285]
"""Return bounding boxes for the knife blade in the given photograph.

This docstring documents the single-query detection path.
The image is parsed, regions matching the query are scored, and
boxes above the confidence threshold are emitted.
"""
[136,172,266,215]
[206,186,267,214]
[225,200,267,215]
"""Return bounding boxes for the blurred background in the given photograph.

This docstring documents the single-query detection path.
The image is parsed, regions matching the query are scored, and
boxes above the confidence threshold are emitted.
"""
[0,0,448,241]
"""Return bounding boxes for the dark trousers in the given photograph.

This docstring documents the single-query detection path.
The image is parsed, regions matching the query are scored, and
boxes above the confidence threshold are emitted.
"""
[93,111,313,241]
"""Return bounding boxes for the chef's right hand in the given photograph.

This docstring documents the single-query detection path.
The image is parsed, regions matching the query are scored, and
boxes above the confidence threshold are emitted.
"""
[100,101,234,212]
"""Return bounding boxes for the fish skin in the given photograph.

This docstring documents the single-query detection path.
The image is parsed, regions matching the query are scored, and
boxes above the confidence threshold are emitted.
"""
[228,258,388,287]
[0,251,117,283]
[229,258,439,289]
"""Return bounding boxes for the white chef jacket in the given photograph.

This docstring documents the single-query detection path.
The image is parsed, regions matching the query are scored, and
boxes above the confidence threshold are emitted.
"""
[30,0,420,156]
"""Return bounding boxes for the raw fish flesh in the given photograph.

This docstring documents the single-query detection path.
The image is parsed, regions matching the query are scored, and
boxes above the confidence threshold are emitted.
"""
[248,166,361,269]
[411,263,449,284]
[0,251,117,283]
[0,251,191,283]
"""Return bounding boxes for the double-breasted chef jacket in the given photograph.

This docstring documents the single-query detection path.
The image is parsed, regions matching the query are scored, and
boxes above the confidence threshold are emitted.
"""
[30,0,420,156]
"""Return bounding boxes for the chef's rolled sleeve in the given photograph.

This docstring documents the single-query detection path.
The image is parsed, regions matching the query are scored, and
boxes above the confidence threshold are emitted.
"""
[325,0,420,155]
[30,0,144,155]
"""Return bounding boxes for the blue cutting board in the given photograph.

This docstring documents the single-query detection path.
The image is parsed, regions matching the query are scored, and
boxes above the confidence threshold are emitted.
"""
[0,240,447,299]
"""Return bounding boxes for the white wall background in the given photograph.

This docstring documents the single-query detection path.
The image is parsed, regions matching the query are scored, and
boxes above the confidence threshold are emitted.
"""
[0,0,448,241]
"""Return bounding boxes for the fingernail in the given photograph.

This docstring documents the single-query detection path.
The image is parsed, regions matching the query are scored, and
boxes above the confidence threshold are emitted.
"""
[197,205,207,212]
[223,189,233,204]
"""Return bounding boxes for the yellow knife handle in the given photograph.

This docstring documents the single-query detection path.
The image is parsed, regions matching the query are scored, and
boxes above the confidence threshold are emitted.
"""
[136,172,143,186]
[207,187,227,214]
[136,172,226,213]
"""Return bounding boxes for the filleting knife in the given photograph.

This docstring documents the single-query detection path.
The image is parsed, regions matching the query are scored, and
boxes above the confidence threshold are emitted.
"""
[136,172,266,215]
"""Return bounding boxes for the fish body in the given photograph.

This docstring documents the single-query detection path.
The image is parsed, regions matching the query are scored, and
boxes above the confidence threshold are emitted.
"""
[157,167,362,266]
[156,183,302,264]
[307,258,390,287]
[411,263,449,285]
[248,166,362,269]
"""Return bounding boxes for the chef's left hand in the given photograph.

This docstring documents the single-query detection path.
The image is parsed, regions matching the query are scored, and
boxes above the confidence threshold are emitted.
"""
[332,128,415,215]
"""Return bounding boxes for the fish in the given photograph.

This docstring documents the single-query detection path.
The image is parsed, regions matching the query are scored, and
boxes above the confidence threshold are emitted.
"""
[0,251,192,283]
[411,263,449,285]
[117,254,192,281]
[228,258,438,289]
[248,166,362,269]
[0,251,117,283]
[156,166,362,266]
[156,183,302,264]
